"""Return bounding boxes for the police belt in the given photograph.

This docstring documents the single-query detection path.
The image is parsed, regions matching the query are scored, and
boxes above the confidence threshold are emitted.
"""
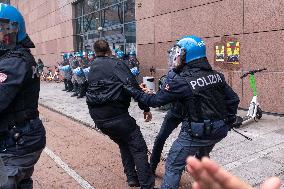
[0,109,39,131]
[183,120,225,138]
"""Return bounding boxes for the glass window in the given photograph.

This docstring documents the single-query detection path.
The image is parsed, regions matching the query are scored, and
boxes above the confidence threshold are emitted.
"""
[74,17,84,34]
[124,22,135,43]
[75,35,84,51]
[124,0,135,23]
[83,12,100,32]
[84,0,100,14]
[100,0,121,8]
[102,25,124,43]
[73,0,136,52]
[74,12,100,34]
[74,1,84,18]
[0,0,9,4]
[101,4,123,28]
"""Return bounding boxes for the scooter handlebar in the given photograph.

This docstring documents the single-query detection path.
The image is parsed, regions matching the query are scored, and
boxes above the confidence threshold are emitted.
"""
[240,68,267,79]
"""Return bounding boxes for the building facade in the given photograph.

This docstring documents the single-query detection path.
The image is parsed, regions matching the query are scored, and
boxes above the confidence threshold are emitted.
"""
[136,0,284,114]
[9,0,284,114]
[74,0,136,53]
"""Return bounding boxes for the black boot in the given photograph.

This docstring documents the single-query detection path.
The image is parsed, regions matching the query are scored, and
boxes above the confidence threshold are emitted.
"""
[71,83,78,97]
[62,79,68,91]
[127,177,140,187]
[78,82,88,98]
[77,84,84,98]
[66,80,73,92]
[128,180,140,187]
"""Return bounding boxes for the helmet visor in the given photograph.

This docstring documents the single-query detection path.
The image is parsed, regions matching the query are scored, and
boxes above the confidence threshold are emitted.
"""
[0,19,17,51]
[168,45,183,69]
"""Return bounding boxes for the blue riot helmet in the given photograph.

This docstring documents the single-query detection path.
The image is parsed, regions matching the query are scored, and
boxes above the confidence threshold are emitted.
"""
[130,67,140,76]
[0,3,26,42]
[61,65,71,72]
[116,50,124,59]
[170,36,206,68]
[128,50,136,60]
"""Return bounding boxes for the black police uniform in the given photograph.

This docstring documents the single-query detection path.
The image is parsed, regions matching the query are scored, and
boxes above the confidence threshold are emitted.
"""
[70,59,80,96]
[86,56,155,189]
[150,70,183,173]
[0,36,46,189]
[77,59,89,98]
[125,58,240,189]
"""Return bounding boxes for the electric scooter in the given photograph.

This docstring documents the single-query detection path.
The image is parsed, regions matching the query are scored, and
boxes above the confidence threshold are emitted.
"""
[235,68,267,127]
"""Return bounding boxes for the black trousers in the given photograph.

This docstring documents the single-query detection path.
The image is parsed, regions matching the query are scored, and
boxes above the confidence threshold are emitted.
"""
[0,118,46,189]
[95,114,155,189]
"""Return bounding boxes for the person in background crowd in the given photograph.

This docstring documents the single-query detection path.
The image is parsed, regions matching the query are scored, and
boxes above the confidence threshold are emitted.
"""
[59,53,73,92]
[70,52,80,97]
[36,58,44,76]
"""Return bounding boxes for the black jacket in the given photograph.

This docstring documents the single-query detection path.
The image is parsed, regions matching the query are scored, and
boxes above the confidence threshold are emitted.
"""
[125,58,240,123]
[0,36,39,132]
[86,56,149,121]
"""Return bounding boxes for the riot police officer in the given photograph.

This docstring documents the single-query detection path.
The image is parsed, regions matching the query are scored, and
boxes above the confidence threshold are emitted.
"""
[60,53,73,92]
[125,36,240,189]
[127,51,140,77]
[149,72,184,175]
[86,40,156,189]
[70,52,80,97]
[0,3,46,189]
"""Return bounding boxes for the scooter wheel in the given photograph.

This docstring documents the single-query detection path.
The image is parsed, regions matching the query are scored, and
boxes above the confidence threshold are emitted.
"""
[256,106,262,119]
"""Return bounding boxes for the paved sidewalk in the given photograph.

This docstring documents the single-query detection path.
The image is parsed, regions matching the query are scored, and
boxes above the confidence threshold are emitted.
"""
[39,82,284,187]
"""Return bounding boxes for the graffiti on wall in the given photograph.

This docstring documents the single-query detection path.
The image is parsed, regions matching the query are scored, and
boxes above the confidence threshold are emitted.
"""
[214,36,240,70]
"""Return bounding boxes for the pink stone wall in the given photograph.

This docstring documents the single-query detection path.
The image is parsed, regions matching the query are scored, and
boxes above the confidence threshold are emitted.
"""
[11,0,75,67]
[136,0,284,114]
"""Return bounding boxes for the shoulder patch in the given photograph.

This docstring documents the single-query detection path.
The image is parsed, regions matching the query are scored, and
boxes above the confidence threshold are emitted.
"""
[164,84,170,91]
[0,73,8,83]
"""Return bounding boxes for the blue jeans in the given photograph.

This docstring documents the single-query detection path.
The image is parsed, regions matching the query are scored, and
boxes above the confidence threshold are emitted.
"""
[150,109,182,171]
[160,130,220,189]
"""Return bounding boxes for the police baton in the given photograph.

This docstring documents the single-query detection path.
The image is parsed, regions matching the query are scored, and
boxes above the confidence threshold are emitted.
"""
[231,128,252,141]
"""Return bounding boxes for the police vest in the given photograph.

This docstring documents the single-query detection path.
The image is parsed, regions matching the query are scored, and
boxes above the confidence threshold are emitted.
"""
[181,69,227,122]
[0,48,40,127]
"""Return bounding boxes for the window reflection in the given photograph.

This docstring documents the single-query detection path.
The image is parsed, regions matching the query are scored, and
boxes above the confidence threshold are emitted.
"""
[74,0,136,52]
[84,0,100,14]
[101,4,123,28]
[100,0,122,8]
[125,22,135,43]
[103,25,124,43]
[124,0,135,23]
